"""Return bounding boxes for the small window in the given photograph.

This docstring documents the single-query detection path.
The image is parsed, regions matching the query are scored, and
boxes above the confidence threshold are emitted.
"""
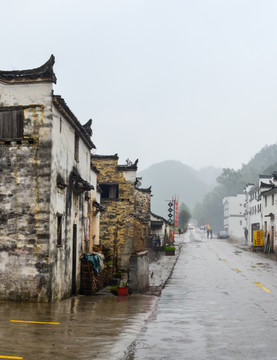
[272,194,274,206]
[240,221,242,226]
[57,215,62,247]
[101,184,119,199]
[265,196,268,207]
[0,110,24,139]
[74,132,79,162]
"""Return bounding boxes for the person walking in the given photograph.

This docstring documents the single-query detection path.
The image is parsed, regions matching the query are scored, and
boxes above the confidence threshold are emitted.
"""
[207,227,210,239]
[210,228,213,239]
[244,228,248,245]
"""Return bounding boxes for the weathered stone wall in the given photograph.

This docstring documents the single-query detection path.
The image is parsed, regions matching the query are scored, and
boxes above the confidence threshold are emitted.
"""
[133,188,151,250]
[91,156,136,269]
[129,251,149,292]
[133,218,147,252]
[0,78,94,301]
[0,102,53,301]
[134,188,151,225]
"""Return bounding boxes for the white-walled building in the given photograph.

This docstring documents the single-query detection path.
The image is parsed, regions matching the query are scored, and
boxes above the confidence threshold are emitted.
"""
[223,194,245,241]
[244,183,255,239]
[150,212,170,246]
[0,56,98,301]
[260,173,277,252]
[245,175,272,243]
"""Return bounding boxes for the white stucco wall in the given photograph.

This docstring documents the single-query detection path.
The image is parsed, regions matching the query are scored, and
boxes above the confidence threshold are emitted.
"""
[50,107,93,299]
[0,82,52,107]
[223,195,245,241]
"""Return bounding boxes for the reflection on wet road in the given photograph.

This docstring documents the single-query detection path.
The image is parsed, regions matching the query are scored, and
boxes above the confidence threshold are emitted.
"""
[131,230,277,360]
[0,293,157,360]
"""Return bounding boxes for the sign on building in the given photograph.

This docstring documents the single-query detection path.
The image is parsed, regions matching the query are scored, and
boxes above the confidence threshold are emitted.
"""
[253,230,264,247]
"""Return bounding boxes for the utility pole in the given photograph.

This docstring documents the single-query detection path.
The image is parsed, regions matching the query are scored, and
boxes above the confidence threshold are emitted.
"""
[166,196,179,243]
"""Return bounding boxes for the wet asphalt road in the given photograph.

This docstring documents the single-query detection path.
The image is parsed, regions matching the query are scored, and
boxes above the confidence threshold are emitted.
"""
[0,291,157,360]
[2,230,277,360]
[130,230,277,360]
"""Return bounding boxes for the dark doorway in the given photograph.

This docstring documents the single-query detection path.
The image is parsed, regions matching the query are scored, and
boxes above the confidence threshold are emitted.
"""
[271,226,274,253]
[251,223,260,243]
[72,224,77,295]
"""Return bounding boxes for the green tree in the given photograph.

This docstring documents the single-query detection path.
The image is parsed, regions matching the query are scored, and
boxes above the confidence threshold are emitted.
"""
[178,202,191,228]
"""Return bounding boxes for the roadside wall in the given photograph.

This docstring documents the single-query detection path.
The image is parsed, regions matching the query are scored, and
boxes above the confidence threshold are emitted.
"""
[129,251,149,292]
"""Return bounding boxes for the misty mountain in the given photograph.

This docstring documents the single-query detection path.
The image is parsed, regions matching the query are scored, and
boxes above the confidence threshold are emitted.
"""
[138,160,221,219]
[196,166,223,190]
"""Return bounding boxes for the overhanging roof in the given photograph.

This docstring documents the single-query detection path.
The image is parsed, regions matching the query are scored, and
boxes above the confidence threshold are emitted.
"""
[53,95,96,150]
[0,55,57,84]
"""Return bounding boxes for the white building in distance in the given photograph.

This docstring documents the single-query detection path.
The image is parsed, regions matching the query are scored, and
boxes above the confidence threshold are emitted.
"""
[223,194,245,241]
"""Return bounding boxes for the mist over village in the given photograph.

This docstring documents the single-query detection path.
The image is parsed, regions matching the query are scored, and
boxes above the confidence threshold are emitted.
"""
[1,1,277,359]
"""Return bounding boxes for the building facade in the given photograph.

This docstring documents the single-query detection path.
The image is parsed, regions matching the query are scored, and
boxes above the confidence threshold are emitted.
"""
[245,175,272,244]
[223,194,245,241]
[0,56,97,301]
[150,212,170,246]
[90,154,150,291]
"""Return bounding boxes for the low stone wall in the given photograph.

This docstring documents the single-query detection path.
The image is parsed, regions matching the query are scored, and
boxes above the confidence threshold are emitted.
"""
[129,251,149,292]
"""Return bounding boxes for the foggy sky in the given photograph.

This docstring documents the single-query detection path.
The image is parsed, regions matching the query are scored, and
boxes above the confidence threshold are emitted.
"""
[2,0,277,171]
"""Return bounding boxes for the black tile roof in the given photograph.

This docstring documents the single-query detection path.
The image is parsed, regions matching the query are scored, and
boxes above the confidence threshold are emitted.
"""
[53,95,96,150]
[0,55,56,84]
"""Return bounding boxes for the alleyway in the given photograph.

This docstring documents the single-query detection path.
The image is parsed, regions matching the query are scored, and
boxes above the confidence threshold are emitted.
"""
[129,229,277,360]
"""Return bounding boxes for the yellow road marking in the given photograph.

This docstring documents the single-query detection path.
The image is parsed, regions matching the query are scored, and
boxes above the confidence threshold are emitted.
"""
[254,282,272,293]
[234,268,241,273]
[0,356,23,359]
[223,259,227,263]
[10,320,60,325]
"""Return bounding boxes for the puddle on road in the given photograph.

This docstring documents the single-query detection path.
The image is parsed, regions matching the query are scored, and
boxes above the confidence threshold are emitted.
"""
[0,294,158,360]
[233,250,242,255]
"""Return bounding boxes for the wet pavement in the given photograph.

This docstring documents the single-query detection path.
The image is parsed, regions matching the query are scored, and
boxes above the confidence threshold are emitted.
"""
[3,231,277,360]
[0,292,158,360]
[129,230,277,360]
[0,236,183,360]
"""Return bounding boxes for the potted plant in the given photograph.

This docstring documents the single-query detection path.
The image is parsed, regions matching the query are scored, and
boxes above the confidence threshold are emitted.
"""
[165,246,176,256]
[117,281,128,296]
[110,285,118,296]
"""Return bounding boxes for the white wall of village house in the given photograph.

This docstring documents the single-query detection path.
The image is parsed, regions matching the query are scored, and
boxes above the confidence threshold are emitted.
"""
[150,213,169,245]
[246,176,272,243]
[0,81,53,301]
[223,195,245,241]
[88,170,101,248]
[0,82,52,107]
[0,75,94,301]
[262,190,277,252]
[50,107,92,300]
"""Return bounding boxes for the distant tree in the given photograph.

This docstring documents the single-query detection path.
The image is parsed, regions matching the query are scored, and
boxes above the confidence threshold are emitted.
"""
[178,202,191,228]
[193,143,277,231]
[216,168,244,194]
